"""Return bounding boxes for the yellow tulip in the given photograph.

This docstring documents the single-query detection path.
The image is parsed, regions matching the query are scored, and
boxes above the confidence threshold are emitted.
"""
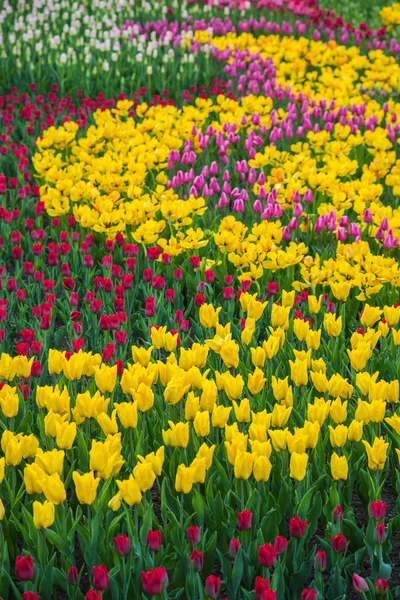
[247,368,266,395]
[33,501,55,529]
[289,359,308,387]
[132,345,153,366]
[185,392,199,421]
[35,449,64,475]
[329,425,348,448]
[362,438,389,471]
[193,411,210,437]
[132,383,154,412]
[73,471,101,505]
[115,402,138,429]
[133,462,156,492]
[348,420,363,442]
[233,399,251,423]
[212,405,231,428]
[234,451,254,480]
[323,313,342,337]
[331,453,348,480]
[116,475,142,505]
[330,398,348,424]
[199,304,221,329]
[253,456,272,482]
[360,304,382,327]
[196,443,215,469]
[290,452,308,481]
[175,464,193,494]
[41,473,67,504]
[251,347,266,368]
[55,421,77,450]
[220,341,239,368]
[190,458,207,484]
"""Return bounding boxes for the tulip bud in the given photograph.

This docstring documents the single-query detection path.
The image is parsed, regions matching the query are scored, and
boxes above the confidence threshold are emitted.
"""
[314,550,326,572]
[189,549,203,572]
[375,578,388,595]
[370,501,386,520]
[274,535,288,556]
[114,535,131,556]
[332,505,344,523]
[255,576,269,600]
[146,530,162,552]
[229,538,241,559]
[258,543,276,568]
[331,533,348,553]
[92,565,109,591]
[15,555,34,581]
[237,510,252,531]
[187,525,201,545]
[374,523,386,544]
[301,590,316,600]
[22,593,39,600]
[353,574,369,593]
[204,575,220,599]
[67,567,79,585]
[289,516,308,538]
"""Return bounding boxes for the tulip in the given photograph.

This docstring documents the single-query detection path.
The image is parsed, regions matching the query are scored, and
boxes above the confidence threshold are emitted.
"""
[353,574,369,593]
[229,538,241,558]
[258,544,276,568]
[204,575,220,598]
[67,567,79,585]
[33,500,55,529]
[315,550,326,572]
[332,505,344,524]
[332,533,348,553]
[146,530,161,552]
[374,523,386,544]
[189,549,203,572]
[114,535,131,556]
[375,579,388,595]
[237,510,252,531]
[73,471,101,505]
[22,593,39,600]
[85,591,102,600]
[15,555,34,581]
[370,501,387,520]
[92,565,109,591]
[273,536,288,555]
[187,526,201,545]
[262,591,277,600]
[301,590,316,600]
[255,576,269,600]
[289,516,308,538]
[141,567,168,596]
[289,452,308,481]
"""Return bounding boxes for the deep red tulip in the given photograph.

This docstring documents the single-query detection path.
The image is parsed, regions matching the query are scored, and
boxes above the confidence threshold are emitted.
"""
[258,544,276,568]
[146,530,162,552]
[255,576,269,600]
[204,575,220,599]
[374,523,386,544]
[189,549,203,572]
[229,538,241,558]
[315,550,326,572]
[141,566,168,596]
[92,565,109,591]
[15,555,34,581]
[261,591,277,600]
[375,578,388,595]
[301,589,316,600]
[237,510,252,531]
[67,567,79,585]
[332,505,344,523]
[187,526,201,545]
[370,501,387,520]
[289,516,308,538]
[85,591,102,600]
[273,536,288,555]
[22,593,39,600]
[114,535,131,556]
[331,533,348,553]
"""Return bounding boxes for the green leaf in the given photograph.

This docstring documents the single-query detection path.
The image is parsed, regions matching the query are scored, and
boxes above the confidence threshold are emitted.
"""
[231,547,244,595]
[39,554,56,600]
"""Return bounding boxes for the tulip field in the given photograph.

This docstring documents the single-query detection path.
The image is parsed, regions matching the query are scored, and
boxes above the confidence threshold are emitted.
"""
[3,0,400,598]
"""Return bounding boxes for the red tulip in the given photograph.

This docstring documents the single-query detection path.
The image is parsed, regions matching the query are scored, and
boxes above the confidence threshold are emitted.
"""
[255,576,269,600]
[146,530,162,552]
[204,575,220,598]
[141,566,168,596]
[15,555,34,581]
[85,591,102,600]
[273,536,288,555]
[229,538,241,558]
[331,533,348,553]
[314,550,326,572]
[114,535,131,556]
[187,526,201,545]
[92,565,109,591]
[189,550,203,572]
[67,567,79,585]
[332,505,344,523]
[353,574,369,593]
[370,501,386,520]
[301,589,316,600]
[261,591,277,600]
[374,523,386,544]
[22,593,39,600]
[237,510,252,531]
[375,578,388,595]
[289,516,308,538]
[258,544,276,568]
